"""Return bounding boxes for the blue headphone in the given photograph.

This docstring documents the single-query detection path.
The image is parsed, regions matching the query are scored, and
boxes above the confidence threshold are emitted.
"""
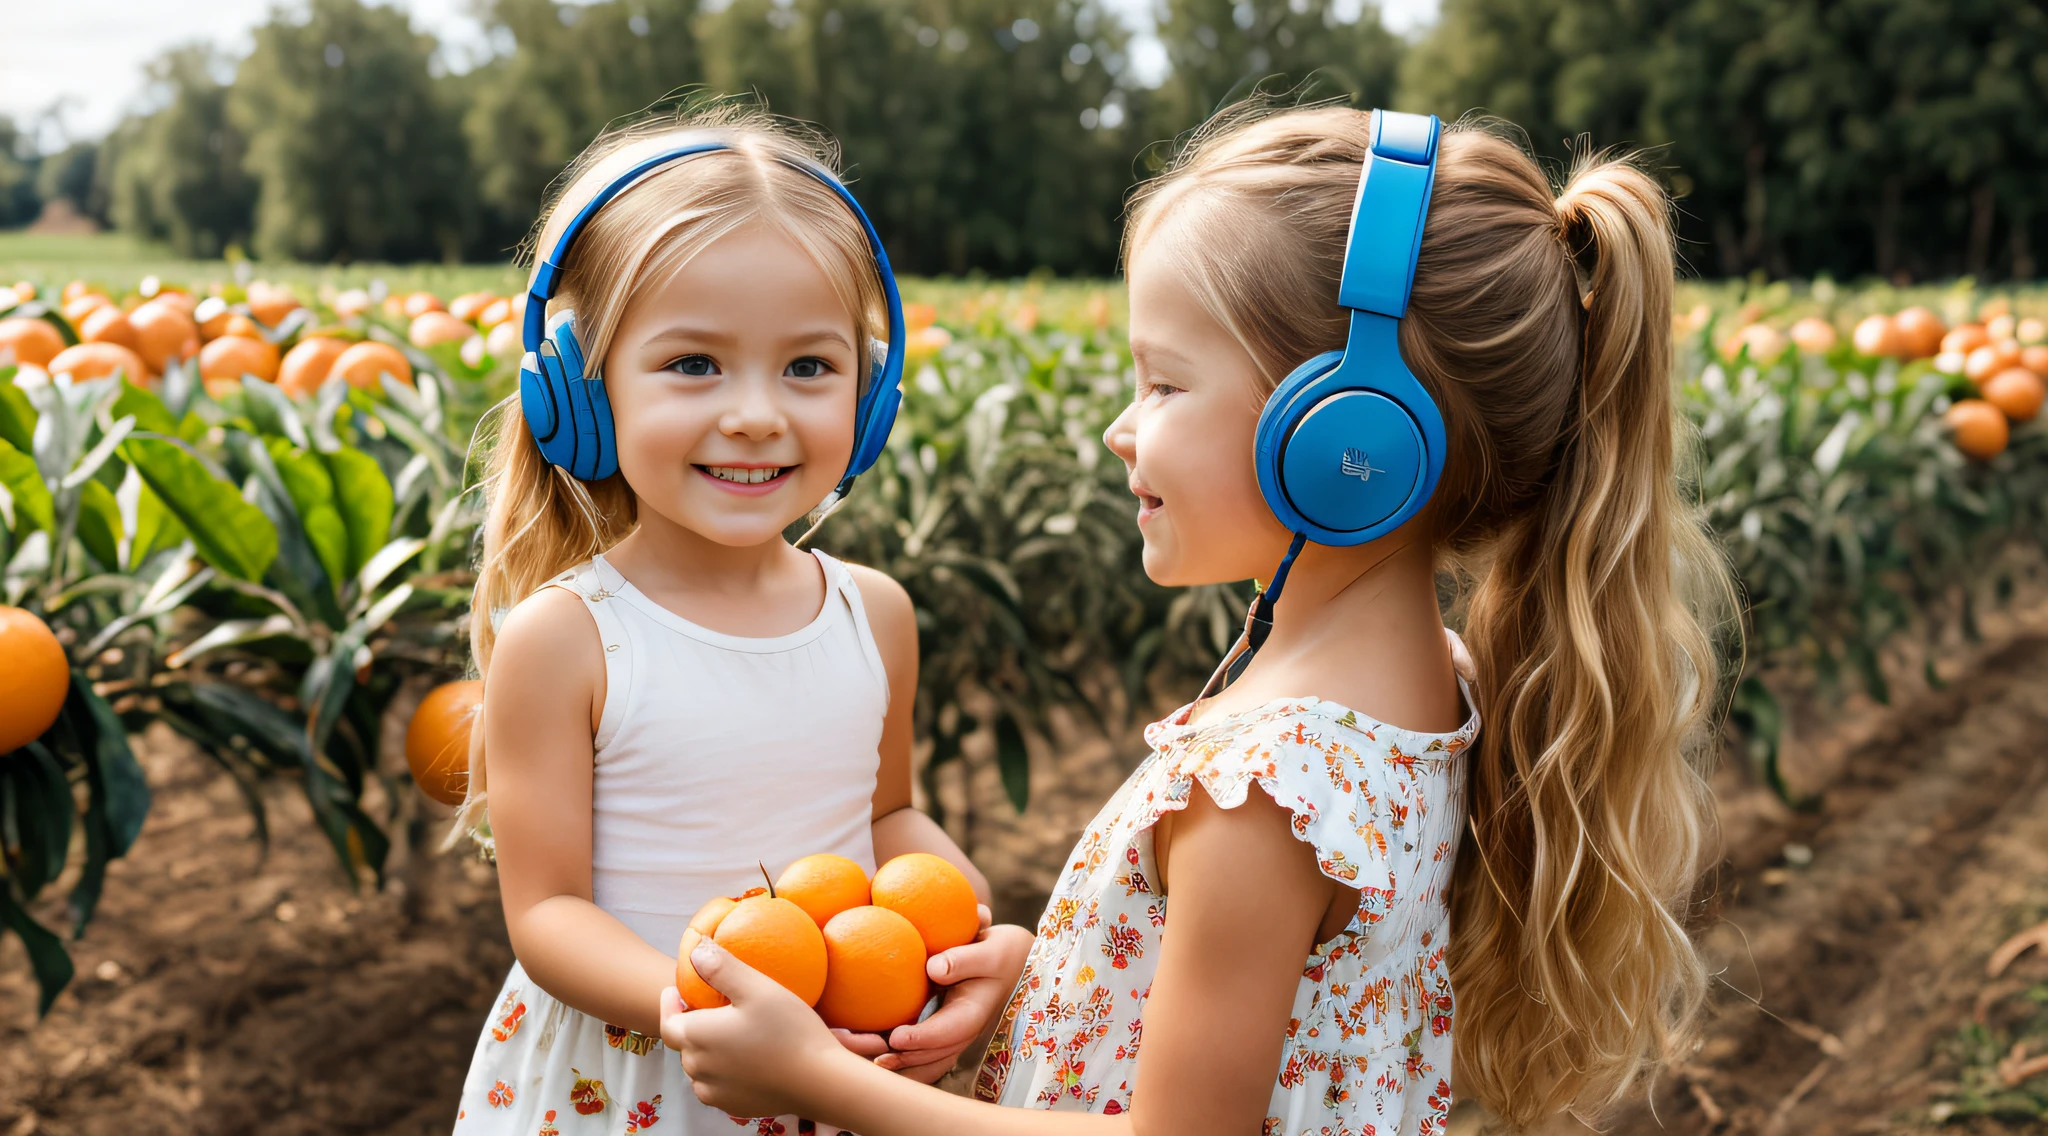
[518,141,905,495]
[1207,110,1446,696]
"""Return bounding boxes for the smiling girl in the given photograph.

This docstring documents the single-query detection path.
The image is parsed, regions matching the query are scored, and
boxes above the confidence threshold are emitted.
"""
[663,104,1735,1135]
[449,108,1017,1134]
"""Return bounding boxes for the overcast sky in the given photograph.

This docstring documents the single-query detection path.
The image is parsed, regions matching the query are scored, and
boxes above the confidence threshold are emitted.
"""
[3,0,1440,149]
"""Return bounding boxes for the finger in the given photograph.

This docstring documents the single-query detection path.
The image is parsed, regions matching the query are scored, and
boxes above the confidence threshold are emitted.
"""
[927,940,1014,984]
[832,1028,892,1058]
[977,904,992,932]
[690,938,775,1002]
[888,994,988,1052]
[887,1053,962,1083]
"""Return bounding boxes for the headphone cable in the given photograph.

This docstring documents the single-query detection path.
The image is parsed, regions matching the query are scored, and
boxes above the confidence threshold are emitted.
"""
[1195,531,1309,704]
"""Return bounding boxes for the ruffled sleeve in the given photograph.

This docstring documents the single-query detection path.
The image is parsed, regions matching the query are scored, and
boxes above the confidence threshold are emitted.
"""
[1138,698,1474,918]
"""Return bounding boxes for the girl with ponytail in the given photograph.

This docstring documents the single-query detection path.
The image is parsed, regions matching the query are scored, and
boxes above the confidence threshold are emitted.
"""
[664,103,1736,1135]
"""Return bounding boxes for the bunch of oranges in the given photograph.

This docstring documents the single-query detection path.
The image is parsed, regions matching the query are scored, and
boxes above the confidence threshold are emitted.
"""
[676,852,980,1033]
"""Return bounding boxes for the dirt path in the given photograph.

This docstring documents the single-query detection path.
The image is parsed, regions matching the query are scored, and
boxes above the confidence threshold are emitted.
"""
[1606,622,2048,1134]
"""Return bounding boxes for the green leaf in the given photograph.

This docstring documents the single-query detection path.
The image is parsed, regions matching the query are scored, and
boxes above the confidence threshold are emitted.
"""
[0,380,35,453]
[122,435,276,581]
[232,433,340,626]
[109,378,179,436]
[0,887,74,1016]
[124,468,188,567]
[267,438,349,589]
[72,676,151,856]
[995,712,1030,812]
[321,446,394,578]
[242,376,310,449]
[0,437,53,534]
[6,743,74,899]
[75,477,122,569]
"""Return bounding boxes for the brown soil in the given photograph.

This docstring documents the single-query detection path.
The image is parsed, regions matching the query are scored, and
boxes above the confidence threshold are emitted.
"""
[6,610,2048,1135]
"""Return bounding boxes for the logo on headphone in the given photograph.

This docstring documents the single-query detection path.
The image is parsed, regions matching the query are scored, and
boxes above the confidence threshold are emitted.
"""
[1340,447,1385,481]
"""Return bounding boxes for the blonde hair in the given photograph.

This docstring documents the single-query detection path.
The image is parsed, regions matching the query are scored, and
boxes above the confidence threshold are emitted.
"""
[456,103,888,835]
[1126,104,1739,1127]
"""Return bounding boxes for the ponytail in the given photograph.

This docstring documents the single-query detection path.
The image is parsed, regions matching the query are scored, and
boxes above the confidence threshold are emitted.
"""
[1445,154,1735,1125]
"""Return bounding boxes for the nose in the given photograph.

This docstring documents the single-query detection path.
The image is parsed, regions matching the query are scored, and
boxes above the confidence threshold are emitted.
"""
[719,370,788,442]
[1102,399,1137,468]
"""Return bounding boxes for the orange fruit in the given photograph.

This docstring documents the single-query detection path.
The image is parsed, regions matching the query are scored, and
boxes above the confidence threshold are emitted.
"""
[402,292,445,318]
[11,282,35,302]
[223,314,264,340]
[485,320,520,362]
[816,905,930,1032]
[60,281,89,304]
[1788,317,1836,355]
[870,853,979,955]
[247,286,300,327]
[1947,399,2009,461]
[1988,313,2017,341]
[195,298,231,341]
[0,317,65,368]
[409,310,472,349]
[1982,368,2045,423]
[1851,314,1900,357]
[1941,324,1990,356]
[149,290,196,318]
[676,892,828,1009]
[2019,317,2046,344]
[80,306,140,354]
[478,296,515,329]
[129,300,200,372]
[47,342,149,385]
[278,336,353,397]
[775,854,871,928]
[2021,345,2048,377]
[449,292,497,323]
[63,293,112,325]
[332,289,374,319]
[1966,340,2023,384]
[0,606,69,754]
[904,302,938,332]
[405,679,482,807]
[199,335,280,384]
[333,341,413,389]
[1892,306,1945,359]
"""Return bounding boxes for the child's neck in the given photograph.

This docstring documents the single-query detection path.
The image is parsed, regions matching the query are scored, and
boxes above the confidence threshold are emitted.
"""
[600,508,826,639]
[1196,535,1464,734]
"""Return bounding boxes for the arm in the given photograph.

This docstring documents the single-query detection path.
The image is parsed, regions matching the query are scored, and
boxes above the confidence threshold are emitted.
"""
[848,562,993,904]
[487,588,676,1038]
[663,782,1331,1135]
[842,563,1021,1079]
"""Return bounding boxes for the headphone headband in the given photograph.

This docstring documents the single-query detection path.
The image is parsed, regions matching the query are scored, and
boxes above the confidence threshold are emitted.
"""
[1336,111,1441,319]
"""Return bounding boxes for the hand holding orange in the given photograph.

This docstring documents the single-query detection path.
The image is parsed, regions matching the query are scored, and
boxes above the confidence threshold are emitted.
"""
[675,851,981,1034]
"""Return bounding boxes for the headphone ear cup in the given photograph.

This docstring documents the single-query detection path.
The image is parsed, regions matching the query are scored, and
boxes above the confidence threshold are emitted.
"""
[519,350,561,448]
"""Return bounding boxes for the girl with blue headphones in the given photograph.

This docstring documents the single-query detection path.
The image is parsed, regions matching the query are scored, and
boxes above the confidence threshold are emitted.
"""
[452,107,1020,1134]
[665,104,1735,1134]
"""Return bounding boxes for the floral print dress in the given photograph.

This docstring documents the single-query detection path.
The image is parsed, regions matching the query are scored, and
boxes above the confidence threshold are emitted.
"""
[975,688,1478,1136]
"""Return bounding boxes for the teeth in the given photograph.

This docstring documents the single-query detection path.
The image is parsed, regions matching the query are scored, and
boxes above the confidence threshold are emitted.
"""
[705,466,785,485]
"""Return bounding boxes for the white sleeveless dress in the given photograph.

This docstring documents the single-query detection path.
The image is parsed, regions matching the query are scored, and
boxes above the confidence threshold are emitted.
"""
[454,550,886,1136]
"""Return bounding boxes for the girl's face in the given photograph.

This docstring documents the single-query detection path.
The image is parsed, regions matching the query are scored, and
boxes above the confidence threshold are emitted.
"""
[602,223,862,547]
[1106,231,1296,586]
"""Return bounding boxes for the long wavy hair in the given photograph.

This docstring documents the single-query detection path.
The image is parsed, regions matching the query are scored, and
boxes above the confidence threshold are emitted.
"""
[452,103,888,841]
[1124,103,1739,1127]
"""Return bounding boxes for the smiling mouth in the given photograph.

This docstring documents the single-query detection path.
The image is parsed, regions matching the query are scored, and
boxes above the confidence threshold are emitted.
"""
[697,465,793,485]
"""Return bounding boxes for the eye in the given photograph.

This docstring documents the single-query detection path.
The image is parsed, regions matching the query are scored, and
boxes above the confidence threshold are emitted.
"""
[1141,378,1184,399]
[667,354,718,376]
[786,357,832,379]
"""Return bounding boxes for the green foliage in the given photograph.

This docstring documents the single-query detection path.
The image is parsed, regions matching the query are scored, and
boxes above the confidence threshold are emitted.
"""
[1401,0,2048,281]
[1147,0,1403,137]
[230,0,474,262]
[103,47,258,259]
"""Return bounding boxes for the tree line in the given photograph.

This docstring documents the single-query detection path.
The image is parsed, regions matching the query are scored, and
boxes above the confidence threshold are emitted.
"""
[3,0,2044,279]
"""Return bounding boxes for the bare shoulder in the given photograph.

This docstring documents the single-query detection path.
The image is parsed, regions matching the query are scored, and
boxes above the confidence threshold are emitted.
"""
[487,586,604,706]
[840,561,915,644]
